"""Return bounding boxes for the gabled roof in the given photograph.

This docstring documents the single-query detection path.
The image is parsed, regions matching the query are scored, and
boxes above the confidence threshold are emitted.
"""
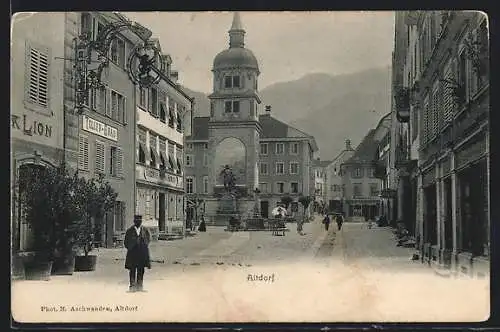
[344,129,377,164]
[312,159,332,167]
[186,116,209,140]
[186,114,318,151]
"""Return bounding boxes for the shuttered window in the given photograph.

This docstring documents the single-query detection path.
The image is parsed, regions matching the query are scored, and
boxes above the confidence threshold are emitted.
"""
[26,43,49,108]
[442,63,455,124]
[109,146,123,177]
[95,140,105,174]
[110,91,125,122]
[431,84,440,138]
[78,135,89,171]
[422,97,430,145]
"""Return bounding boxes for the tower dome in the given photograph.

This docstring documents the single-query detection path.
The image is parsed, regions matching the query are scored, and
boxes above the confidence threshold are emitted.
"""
[213,12,259,72]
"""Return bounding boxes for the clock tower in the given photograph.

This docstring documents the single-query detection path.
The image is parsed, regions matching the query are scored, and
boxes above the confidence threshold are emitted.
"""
[207,12,262,199]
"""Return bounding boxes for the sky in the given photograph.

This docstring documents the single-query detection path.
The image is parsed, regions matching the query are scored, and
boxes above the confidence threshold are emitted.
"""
[125,11,395,93]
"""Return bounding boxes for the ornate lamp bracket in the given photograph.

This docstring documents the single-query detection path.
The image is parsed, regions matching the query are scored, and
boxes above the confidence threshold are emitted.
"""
[74,17,165,113]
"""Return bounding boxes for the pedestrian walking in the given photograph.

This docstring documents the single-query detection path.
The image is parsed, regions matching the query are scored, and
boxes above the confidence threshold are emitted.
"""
[336,213,344,231]
[124,215,151,292]
[322,214,331,231]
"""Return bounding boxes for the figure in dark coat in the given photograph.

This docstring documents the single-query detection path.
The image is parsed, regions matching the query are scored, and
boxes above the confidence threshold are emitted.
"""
[336,214,344,231]
[124,215,151,292]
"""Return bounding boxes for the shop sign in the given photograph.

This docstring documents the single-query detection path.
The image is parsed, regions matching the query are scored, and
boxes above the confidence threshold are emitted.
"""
[82,115,118,141]
[11,114,52,138]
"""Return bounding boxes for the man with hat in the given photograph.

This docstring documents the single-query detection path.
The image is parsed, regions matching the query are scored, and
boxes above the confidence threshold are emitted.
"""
[124,215,151,292]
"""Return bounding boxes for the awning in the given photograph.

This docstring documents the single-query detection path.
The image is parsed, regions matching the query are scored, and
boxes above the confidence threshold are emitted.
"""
[150,147,160,165]
[168,155,175,171]
[176,158,182,174]
[160,150,168,169]
[139,142,151,163]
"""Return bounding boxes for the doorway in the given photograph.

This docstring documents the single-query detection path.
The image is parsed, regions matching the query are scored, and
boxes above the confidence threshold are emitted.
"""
[260,200,269,218]
[159,193,166,232]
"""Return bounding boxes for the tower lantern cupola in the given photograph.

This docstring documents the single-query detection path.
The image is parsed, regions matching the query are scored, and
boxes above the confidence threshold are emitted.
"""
[229,12,245,48]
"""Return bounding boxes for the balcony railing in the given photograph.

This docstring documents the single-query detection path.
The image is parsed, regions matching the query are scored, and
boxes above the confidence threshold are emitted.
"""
[136,164,183,189]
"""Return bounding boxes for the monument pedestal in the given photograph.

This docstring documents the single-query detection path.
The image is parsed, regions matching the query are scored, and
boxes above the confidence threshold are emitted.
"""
[203,197,256,226]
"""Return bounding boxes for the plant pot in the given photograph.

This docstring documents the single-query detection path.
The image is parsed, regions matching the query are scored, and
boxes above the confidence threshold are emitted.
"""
[74,255,97,272]
[11,254,26,280]
[51,252,76,275]
[24,260,53,281]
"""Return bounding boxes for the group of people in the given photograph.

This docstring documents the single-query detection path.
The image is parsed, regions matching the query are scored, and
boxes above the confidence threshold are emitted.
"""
[322,213,344,232]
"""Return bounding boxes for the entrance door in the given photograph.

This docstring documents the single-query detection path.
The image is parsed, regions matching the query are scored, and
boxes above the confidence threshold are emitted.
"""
[260,201,269,218]
[159,193,166,232]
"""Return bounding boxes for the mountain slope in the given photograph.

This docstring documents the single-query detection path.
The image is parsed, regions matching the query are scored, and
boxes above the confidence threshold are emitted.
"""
[180,86,211,117]
[259,67,391,123]
[181,66,392,160]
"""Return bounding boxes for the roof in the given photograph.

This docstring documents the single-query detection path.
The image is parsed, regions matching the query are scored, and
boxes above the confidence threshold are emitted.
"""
[213,48,259,71]
[343,129,378,164]
[186,116,209,140]
[230,12,244,31]
[213,12,259,72]
[186,115,318,151]
[312,159,332,167]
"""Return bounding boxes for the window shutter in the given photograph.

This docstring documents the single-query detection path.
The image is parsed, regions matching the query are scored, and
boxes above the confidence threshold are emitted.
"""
[105,89,112,117]
[122,96,127,124]
[443,68,455,123]
[95,141,105,173]
[78,136,89,170]
[116,147,123,177]
[27,44,49,108]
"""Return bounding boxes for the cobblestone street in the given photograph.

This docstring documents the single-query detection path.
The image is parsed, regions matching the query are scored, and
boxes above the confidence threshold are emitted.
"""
[12,217,489,323]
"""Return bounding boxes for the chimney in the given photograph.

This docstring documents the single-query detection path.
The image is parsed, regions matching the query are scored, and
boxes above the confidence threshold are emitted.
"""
[345,139,352,150]
[170,70,179,83]
[265,105,271,113]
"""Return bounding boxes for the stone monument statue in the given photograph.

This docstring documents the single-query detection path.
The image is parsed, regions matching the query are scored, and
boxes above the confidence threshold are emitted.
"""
[220,165,236,193]
[218,165,237,215]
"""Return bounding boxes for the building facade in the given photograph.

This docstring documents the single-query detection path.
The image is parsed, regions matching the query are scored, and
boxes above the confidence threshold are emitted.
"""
[312,158,331,212]
[325,140,355,213]
[72,12,145,247]
[134,39,194,238]
[184,13,318,223]
[340,114,391,221]
[392,11,489,277]
[11,13,67,252]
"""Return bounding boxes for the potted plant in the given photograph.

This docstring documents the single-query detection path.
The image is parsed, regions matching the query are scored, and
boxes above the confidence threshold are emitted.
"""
[50,169,81,276]
[17,165,61,280]
[73,174,117,272]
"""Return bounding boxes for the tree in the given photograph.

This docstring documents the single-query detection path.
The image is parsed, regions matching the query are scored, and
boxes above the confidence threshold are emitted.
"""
[298,195,312,221]
[72,174,117,256]
[16,163,81,259]
[280,194,293,210]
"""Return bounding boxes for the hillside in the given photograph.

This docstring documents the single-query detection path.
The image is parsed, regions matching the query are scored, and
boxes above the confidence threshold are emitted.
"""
[181,66,392,160]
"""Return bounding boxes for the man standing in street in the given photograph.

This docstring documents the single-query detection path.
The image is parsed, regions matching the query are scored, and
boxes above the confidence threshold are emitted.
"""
[124,215,151,292]
[336,213,344,231]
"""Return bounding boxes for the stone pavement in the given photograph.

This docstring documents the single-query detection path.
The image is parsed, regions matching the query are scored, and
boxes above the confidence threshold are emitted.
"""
[12,218,490,323]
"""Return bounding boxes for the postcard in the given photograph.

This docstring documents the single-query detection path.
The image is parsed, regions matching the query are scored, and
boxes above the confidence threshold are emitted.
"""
[10,11,490,324]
